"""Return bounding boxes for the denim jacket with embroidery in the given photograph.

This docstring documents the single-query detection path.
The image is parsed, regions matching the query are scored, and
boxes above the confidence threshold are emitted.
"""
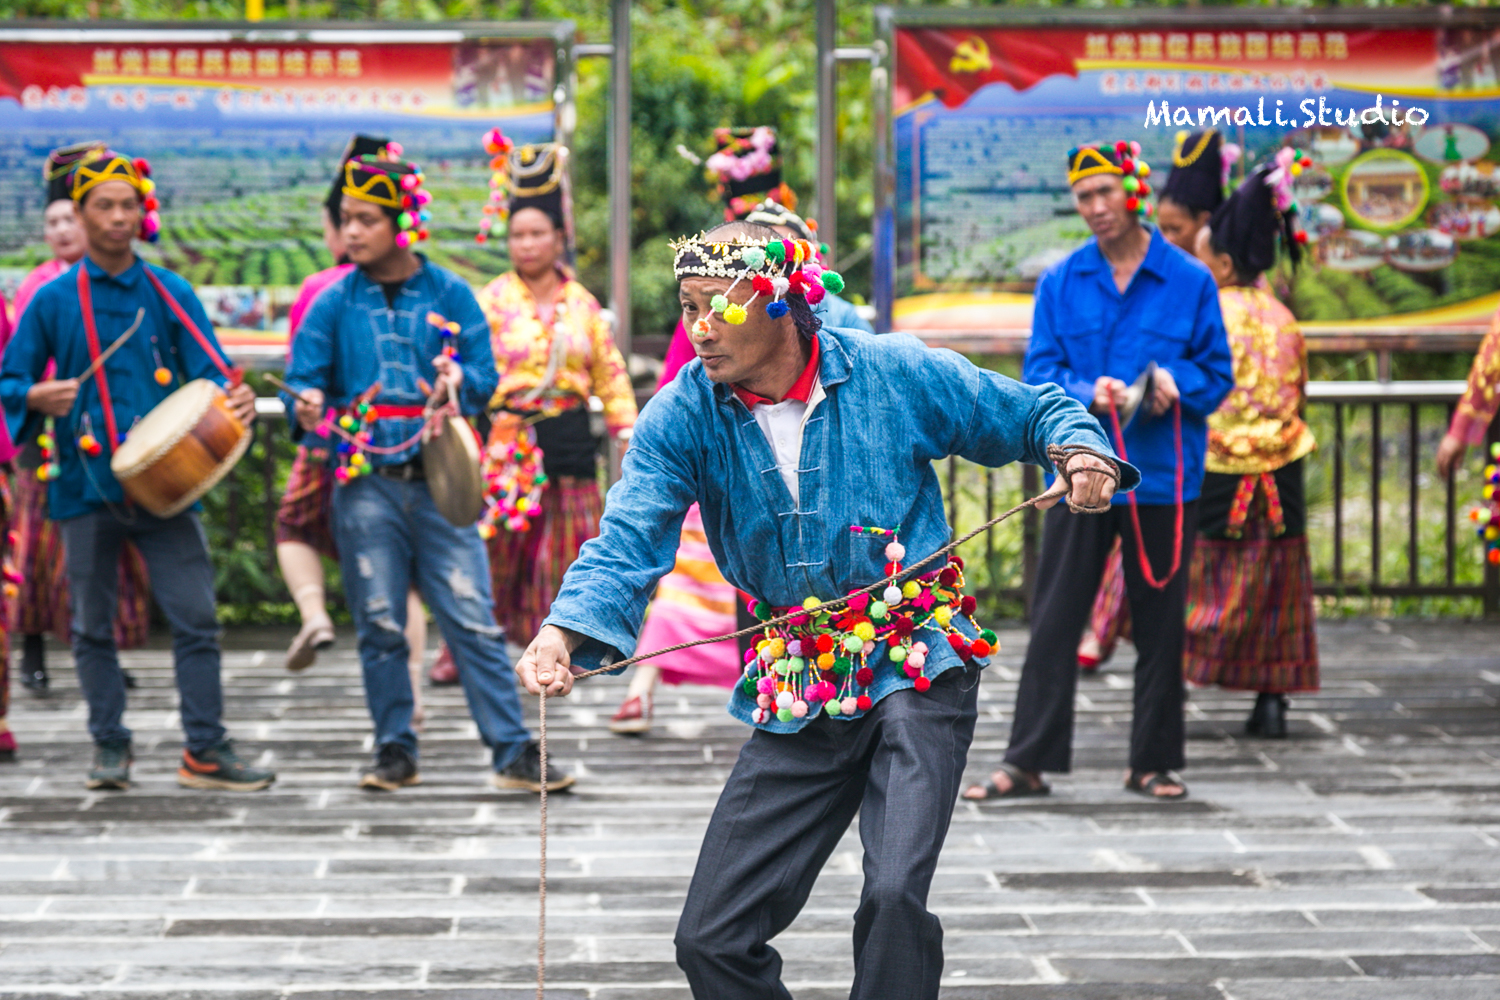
[543,326,1140,733]
[282,256,496,466]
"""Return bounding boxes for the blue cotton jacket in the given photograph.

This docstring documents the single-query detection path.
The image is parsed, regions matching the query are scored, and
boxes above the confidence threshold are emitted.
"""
[282,256,497,465]
[1023,227,1233,505]
[817,292,874,335]
[544,325,1140,732]
[0,257,235,521]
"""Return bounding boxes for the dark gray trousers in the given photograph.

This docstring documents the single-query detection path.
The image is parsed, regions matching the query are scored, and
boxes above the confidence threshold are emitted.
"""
[675,664,980,1000]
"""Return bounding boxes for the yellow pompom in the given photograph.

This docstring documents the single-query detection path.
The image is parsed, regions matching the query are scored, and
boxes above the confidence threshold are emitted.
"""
[1138,162,1151,178]
[802,596,821,610]
[1487,526,1498,541]
[902,580,921,599]
[723,303,748,325]
[478,523,497,540]
[766,637,786,659]
[853,621,875,642]
[350,453,366,468]
[933,605,953,626]
[1290,163,1303,177]
[1485,485,1495,500]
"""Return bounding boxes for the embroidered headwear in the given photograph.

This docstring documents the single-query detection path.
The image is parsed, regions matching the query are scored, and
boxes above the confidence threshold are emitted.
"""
[744,199,820,246]
[70,149,161,243]
[327,134,393,223]
[1066,141,1154,218]
[343,152,431,247]
[671,228,845,333]
[44,141,107,205]
[474,130,572,242]
[1160,130,1240,216]
[1208,151,1310,277]
[706,126,798,222]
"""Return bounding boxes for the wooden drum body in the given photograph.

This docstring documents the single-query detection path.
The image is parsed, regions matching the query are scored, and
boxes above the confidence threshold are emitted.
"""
[110,378,251,518]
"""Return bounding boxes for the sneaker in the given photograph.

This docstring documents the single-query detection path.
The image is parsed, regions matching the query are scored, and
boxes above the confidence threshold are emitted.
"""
[86,739,133,790]
[285,618,336,673]
[177,739,276,791]
[491,740,575,793]
[359,743,421,791]
[429,643,460,686]
[608,693,653,735]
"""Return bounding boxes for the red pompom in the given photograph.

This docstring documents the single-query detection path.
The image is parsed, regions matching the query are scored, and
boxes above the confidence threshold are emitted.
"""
[939,567,958,586]
[1294,230,1308,244]
[894,617,915,637]
[475,233,488,244]
[1137,184,1150,198]
[855,667,874,686]
[787,271,809,293]
[143,196,159,211]
[132,157,151,177]
[951,556,965,571]
[1120,158,1135,175]
[970,638,992,658]
[948,634,967,652]
[857,695,872,711]
[884,561,901,576]
[960,595,977,615]
[888,633,903,646]
[914,676,931,692]
[1125,196,1140,212]
[752,274,774,295]
[1114,140,1128,154]
[815,633,834,654]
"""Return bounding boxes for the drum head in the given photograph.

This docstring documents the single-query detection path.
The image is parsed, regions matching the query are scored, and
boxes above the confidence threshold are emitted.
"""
[423,416,485,527]
[110,379,217,478]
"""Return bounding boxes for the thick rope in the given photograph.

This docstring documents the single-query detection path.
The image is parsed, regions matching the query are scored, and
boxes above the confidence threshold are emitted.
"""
[1106,398,1183,590]
[530,443,1120,997]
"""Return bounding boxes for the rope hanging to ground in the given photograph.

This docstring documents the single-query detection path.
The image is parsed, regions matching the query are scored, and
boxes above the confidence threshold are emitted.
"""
[531,444,1121,997]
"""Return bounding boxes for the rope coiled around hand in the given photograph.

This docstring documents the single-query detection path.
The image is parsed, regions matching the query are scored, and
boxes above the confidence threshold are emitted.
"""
[530,444,1120,997]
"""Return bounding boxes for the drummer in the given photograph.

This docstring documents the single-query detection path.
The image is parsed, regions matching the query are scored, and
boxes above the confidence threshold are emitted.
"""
[0,149,273,793]
[281,150,563,794]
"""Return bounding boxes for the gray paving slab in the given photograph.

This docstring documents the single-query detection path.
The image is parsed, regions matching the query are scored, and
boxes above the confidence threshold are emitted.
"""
[0,619,1496,998]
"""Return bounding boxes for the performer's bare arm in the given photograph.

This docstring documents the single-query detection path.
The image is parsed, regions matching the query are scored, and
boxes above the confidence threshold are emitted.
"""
[516,624,587,697]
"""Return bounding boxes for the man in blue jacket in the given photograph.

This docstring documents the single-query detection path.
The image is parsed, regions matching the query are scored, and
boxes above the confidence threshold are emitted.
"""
[283,152,563,794]
[511,220,1135,1000]
[968,142,1233,804]
[1,149,272,793]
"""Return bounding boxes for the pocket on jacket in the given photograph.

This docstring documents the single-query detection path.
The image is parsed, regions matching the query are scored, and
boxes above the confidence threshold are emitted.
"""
[1137,323,1191,370]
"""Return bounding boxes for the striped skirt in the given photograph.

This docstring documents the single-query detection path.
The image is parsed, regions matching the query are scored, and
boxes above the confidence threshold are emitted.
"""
[274,445,337,559]
[487,475,602,643]
[8,472,150,648]
[634,504,743,688]
[1087,543,1131,659]
[1184,462,1319,693]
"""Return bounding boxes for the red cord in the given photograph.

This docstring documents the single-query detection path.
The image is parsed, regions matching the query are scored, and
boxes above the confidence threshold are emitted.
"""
[143,268,242,386]
[1107,396,1184,590]
[76,266,121,452]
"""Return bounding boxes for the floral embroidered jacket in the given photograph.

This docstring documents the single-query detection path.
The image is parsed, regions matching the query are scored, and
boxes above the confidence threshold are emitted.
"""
[1206,285,1317,475]
[542,326,1139,732]
[478,270,636,435]
[1450,307,1500,446]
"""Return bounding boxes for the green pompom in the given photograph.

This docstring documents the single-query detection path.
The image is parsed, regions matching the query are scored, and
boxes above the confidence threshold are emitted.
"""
[765,241,786,262]
[773,657,793,675]
[819,242,830,255]
[869,600,888,620]
[820,271,845,294]
[776,708,794,722]
[741,247,767,269]
[742,678,758,695]
[825,699,842,716]
[833,656,852,675]
[980,628,998,645]
[754,602,773,621]
[710,294,729,312]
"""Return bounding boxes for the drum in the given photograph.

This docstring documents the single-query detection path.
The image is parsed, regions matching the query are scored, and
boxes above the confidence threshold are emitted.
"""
[110,378,251,518]
[423,413,485,527]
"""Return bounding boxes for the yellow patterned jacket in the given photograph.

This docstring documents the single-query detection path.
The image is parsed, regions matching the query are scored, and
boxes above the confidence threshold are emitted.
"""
[1450,308,1500,445]
[477,270,637,435]
[1205,285,1316,475]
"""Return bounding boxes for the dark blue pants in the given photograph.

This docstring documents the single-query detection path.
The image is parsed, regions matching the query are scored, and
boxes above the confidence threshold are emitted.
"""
[330,474,529,771]
[60,509,224,752]
[675,666,980,1000]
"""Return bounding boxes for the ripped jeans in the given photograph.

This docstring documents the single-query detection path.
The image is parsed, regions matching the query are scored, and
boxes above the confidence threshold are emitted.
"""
[331,474,530,770]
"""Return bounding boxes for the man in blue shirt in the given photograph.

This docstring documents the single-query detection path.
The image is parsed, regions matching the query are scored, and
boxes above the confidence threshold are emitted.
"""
[283,152,564,795]
[967,142,1233,804]
[1,150,273,793]
[511,220,1135,1000]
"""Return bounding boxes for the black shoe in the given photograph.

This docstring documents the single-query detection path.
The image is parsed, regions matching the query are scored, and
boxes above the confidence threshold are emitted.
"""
[1246,693,1288,738]
[491,740,575,793]
[19,634,47,694]
[359,743,421,791]
[122,669,138,690]
[178,739,277,791]
[86,739,133,790]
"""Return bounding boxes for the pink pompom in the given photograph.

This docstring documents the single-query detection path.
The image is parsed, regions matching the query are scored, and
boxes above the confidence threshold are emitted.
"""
[756,694,772,709]
[841,697,858,714]
[791,700,808,719]
[756,676,775,694]
[395,231,412,248]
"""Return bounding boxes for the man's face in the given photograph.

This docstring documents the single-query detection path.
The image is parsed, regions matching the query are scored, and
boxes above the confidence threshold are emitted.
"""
[1072,175,1135,242]
[43,199,86,262]
[78,180,142,256]
[340,195,398,265]
[680,276,787,385]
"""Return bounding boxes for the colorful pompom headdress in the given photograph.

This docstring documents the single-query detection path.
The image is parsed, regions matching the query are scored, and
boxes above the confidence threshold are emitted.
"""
[671,229,845,334]
[1208,149,1310,276]
[343,151,431,248]
[474,130,572,246]
[327,134,393,224]
[1067,141,1154,218]
[70,149,162,243]
[706,126,797,222]
[44,141,107,206]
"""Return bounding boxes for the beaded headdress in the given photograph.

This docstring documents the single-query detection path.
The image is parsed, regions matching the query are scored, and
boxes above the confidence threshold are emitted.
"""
[44,141,107,205]
[475,130,571,243]
[343,152,431,247]
[671,231,845,331]
[70,150,161,243]
[1160,130,1239,216]
[1067,141,1154,219]
[706,126,797,222]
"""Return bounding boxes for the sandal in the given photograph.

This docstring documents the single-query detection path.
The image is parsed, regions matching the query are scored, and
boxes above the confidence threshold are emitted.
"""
[1124,770,1189,800]
[962,762,1051,801]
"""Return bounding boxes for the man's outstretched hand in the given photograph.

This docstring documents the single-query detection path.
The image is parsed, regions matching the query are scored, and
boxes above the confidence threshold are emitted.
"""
[516,624,587,697]
[1037,452,1118,511]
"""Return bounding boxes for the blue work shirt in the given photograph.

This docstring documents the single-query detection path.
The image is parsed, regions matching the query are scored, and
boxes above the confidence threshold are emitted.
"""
[818,292,874,335]
[544,325,1140,733]
[0,256,235,521]
[282,257,497,464]
[1023,227,1233,504]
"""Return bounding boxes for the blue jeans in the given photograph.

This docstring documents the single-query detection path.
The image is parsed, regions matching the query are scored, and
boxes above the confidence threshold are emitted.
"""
[60,509,225,752]
[331,474,529,770]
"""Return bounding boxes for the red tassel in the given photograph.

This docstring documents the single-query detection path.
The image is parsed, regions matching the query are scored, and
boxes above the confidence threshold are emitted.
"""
[752,274,774,295]
[855,667,874,686]
[914,676,931,692]
[960,595,977,615]
[857,695,872,711]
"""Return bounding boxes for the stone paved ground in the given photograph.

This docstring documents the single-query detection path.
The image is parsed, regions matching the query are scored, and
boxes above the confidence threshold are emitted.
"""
[0,620,1498,999]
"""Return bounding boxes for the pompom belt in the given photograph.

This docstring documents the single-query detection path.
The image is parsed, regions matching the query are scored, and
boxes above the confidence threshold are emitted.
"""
[739,554,997,726]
